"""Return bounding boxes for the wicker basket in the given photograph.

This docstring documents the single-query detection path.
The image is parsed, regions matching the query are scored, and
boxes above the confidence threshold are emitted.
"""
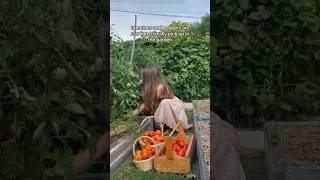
[138,116,165,155]
[133,135,156,171]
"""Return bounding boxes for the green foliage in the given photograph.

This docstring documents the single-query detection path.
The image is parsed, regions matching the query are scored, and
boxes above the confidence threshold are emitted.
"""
[0,0,104,178]
[212,0,320,124]
[110,36,141,122]
[110,18,210,130]
[157,34,210,101]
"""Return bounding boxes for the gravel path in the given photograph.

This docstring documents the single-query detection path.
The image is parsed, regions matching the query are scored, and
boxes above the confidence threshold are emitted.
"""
[196,120,210,177]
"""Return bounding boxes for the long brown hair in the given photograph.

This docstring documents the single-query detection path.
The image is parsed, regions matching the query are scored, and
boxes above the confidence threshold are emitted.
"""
[142,67,174,114]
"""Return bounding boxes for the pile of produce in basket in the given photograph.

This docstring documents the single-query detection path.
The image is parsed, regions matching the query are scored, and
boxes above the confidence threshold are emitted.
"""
[133,136,156,171]
[141,130,165,144]
[172,136,189,157]
[134,143,156,161]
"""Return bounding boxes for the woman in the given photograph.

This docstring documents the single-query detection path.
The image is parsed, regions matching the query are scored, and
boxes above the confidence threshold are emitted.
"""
[132,67,192,131]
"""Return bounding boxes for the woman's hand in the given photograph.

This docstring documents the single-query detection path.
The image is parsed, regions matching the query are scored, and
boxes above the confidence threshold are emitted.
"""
[132,103,145,116]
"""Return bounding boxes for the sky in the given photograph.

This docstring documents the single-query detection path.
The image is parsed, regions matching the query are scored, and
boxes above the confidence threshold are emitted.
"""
[110,0,210,41]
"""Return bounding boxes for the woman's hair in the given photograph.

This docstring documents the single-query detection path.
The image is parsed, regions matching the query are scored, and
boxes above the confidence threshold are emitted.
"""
[142,67,173,114]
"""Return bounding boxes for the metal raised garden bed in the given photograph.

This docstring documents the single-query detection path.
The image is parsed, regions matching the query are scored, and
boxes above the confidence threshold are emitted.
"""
[110,116,154,175]
[193,100,210,180]
[194,120,210,180]
[264,121,320,180]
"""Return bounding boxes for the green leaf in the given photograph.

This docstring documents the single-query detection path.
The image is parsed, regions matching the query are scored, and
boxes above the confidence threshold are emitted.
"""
[53,67,66,81]
[228,21,247,33]
[229,35,248,51]
[239,0,249,9]
[33,121,46,140]
[63,31,86,50]
[249,6,273,20]
[64,103,86,114]
[278,102,293,111]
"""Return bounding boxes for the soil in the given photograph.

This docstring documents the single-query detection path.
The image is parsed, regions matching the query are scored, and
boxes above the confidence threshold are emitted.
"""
[272,127,320,168]
[196,120,210,177]
[194,101,210,114]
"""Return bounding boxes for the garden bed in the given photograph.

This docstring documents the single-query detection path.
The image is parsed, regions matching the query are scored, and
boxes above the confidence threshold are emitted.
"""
[265,122,320,180]
[193,99,210,179]
[194,120,210,180]
[111,116,147,144]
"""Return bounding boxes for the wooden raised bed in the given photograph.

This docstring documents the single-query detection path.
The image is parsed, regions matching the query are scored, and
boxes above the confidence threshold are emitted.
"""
[154,134,196,174]
[264,121,320,180]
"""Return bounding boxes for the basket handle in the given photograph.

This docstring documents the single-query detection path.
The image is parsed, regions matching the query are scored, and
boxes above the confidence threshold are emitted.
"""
[168,121,182,137]
[132,135,156,157]
[140,116,164,137]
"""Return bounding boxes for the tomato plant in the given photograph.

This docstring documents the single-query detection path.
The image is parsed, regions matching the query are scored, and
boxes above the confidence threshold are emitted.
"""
[0,0,105,178]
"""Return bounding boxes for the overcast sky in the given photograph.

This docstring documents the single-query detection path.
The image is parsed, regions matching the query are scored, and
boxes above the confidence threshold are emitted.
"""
[110,0,210,40]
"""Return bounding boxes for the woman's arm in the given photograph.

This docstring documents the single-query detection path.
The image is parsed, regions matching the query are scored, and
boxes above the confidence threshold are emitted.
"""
[71,132,108,172]
[132,103,145,116]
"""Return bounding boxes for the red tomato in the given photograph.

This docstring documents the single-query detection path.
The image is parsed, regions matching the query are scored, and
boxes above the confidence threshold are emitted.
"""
[178,141,185,148]
[155,130,161,135]
[174,144,180,151]
[176,137,183,143]
[144,144,151,150]
[147,149,153,157]
[141,149,148,160]
[177,149,184,157]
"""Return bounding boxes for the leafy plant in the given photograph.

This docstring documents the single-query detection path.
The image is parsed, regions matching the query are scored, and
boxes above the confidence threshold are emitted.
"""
[212,0,320,126]
[0,0,104,178]
[157,34,210,101]
[110,18,210,132]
